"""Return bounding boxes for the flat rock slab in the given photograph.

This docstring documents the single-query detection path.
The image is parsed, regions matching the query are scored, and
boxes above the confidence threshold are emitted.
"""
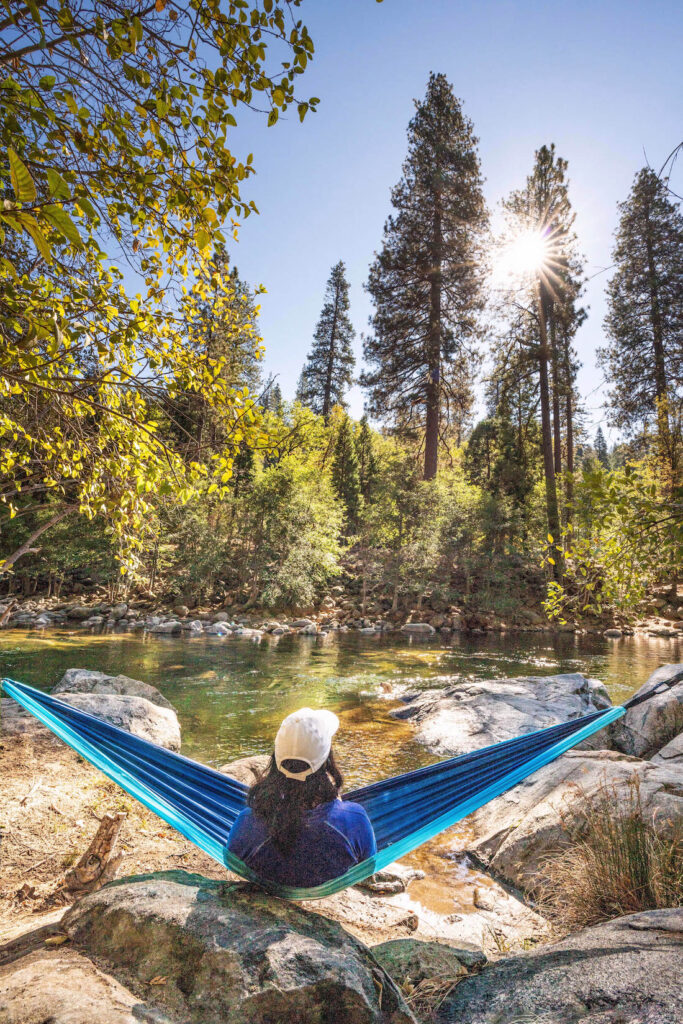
[392,673,611,756]
[437,908,683,1024]
[52,668,175,711]
[466,749,683,891]
[61,870,415,1024]
[0,948,142,1024]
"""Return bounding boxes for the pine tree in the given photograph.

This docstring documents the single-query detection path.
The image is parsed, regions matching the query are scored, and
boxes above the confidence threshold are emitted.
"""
[263,379,283,415]
[331,415,362,527]
[594,426,610,469]
[501,145,583,559]
[599,168,683,482]
[355,415,379,500]
[296,261,355,418]
[361,73,487,480]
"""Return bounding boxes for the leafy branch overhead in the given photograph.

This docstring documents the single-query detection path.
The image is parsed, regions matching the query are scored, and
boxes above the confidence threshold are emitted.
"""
[0,0,317,572]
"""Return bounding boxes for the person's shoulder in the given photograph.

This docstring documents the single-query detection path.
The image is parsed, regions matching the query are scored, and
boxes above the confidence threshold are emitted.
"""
[330,800,371,822]
[230,806,262,834]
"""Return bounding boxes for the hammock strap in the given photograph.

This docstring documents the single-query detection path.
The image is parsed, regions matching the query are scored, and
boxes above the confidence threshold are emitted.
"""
[623,673,682,710]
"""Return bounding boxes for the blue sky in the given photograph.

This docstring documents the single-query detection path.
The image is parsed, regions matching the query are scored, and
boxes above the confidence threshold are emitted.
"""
[226,0,682,441]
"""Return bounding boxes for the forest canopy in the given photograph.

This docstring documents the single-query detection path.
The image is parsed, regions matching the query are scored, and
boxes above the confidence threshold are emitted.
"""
[1,7,681,625]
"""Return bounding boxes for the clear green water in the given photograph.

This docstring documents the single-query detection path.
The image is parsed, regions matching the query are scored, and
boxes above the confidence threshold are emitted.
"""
[1,629,680,788]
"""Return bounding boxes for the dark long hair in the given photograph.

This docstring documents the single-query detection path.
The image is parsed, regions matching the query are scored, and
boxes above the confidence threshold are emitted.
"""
[247,749,343,853]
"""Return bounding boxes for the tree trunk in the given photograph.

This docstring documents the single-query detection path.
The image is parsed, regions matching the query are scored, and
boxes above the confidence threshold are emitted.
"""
[562,325,575,518]
[644,207,673,474]
[0,508,74,574]
[323,284,341,421]
[536,283,561,577]
[549,306,562,478]
[424,205,442,481]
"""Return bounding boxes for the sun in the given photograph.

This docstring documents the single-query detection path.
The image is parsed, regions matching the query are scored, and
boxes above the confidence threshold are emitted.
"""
[494,228,551,281]
[506,230,550,274]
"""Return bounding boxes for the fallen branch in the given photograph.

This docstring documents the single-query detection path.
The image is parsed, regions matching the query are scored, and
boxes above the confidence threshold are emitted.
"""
[64,811,127,895]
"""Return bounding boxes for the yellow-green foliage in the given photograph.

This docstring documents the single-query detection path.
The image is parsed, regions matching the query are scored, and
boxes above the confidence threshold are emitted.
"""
[0,1,316,573]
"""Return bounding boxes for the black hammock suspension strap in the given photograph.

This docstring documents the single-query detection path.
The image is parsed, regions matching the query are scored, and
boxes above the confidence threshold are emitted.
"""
[622,670,682,710]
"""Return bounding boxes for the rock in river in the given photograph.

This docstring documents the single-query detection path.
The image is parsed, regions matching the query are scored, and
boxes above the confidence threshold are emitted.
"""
[54,692,181,751]
[59,870,415,1023]
[52,667,175,710]
[392,673,611,756]
[436,908,683,1024]
[3,670,181,751]
[220,753,270,785]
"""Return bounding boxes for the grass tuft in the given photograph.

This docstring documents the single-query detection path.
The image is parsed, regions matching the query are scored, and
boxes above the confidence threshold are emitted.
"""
[533,774,682,931]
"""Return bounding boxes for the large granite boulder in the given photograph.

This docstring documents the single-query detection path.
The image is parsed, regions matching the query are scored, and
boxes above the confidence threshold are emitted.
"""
[465,749,683,891]
[392,673,611,756]
[2,684,181,751]
[608,663,683,758]
[651,731,683,767]
[1,697,56,739]
[0,948,141,1024]
[52,668,175,710]
[60,871,415,1023]
[55,692,181,751]
[436,908,683,1024]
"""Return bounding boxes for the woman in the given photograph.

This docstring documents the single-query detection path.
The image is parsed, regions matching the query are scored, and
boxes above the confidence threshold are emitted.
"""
[227,707,376,888]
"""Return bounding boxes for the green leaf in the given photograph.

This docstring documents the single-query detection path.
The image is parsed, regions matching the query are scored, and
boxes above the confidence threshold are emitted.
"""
[42,205,84,249]
[46,168,70,200]
[195,227,210,251]
[21,215,52,261]
[8,148,36,203]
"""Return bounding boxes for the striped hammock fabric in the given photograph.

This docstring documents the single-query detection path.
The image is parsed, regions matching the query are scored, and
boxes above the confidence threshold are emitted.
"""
[2,677,630,900]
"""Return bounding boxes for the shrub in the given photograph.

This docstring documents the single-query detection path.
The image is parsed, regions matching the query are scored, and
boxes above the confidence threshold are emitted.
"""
[533,775,682,931]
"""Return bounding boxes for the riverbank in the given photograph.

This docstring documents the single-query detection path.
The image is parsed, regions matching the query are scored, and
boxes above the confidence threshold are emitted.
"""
[2,590,683,640]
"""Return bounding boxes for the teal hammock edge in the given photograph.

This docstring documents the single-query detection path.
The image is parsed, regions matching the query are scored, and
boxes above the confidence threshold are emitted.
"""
[2,678,226,865]
[1,678,626,901]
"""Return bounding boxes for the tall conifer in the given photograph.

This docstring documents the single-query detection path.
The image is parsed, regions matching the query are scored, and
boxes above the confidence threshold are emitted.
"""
[331,415,362,527]
[501,145,583,552]
[599,169,683,482]
[297,261,355,418]
[361,73,487,479]
[594,426,610,469]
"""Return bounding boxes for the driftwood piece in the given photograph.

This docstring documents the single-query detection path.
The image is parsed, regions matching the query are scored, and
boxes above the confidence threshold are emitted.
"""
[64,811,127,894]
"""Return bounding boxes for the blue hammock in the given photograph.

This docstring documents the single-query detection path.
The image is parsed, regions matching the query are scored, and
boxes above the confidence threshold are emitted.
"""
[0,676,664,900]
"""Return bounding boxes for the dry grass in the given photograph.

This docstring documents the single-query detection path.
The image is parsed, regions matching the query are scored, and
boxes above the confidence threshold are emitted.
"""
[403,972,468,1021]
[533,774,682,931]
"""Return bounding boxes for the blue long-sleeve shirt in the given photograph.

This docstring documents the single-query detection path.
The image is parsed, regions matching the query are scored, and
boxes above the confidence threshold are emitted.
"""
[227,798,377,888]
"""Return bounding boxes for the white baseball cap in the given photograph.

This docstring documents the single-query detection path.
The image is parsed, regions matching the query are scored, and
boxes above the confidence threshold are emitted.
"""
[274,708,340,780]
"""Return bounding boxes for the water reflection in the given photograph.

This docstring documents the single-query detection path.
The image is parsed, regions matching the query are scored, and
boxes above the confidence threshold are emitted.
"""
[1,630,679,784]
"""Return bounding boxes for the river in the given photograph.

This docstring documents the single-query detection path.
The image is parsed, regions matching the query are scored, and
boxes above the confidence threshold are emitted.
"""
[2,628,680,783]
